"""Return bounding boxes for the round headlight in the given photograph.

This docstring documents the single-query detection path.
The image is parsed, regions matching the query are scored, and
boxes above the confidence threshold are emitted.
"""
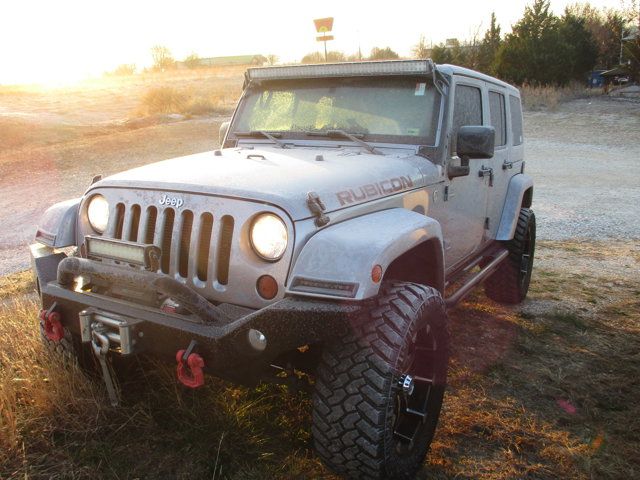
[87,195,110,233]
[250,213,288,261]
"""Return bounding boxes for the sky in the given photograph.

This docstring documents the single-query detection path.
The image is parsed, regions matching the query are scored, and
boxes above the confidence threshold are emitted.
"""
[0,0,627,85]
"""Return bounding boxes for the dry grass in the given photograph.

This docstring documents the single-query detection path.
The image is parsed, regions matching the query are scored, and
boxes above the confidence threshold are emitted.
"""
[136,86,233,117]
[1,242,638,478]
[520,82,599,111]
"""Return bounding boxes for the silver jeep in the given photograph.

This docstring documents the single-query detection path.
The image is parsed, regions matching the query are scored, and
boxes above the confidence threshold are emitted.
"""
[31,60,535,479]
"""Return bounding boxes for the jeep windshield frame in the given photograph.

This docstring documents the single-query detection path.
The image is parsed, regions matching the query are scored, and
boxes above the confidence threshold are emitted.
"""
[229,76,443,147]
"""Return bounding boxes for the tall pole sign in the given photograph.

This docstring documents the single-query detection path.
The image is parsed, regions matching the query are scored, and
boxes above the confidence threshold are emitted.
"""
[314,17,334,62]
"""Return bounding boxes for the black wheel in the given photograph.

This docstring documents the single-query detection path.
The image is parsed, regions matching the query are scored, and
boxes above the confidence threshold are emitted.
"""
[485,208,536,304]
[312,282,450,479]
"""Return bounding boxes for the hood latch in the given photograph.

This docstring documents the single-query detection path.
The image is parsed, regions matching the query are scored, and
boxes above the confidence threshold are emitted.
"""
[307,192,330,227]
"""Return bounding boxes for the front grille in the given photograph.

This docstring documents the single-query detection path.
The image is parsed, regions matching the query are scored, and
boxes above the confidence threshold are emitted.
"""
[82,188,293,309]
[109,203,233,285]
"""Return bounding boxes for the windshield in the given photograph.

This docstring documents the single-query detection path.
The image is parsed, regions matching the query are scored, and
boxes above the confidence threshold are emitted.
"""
[232,76,441,146]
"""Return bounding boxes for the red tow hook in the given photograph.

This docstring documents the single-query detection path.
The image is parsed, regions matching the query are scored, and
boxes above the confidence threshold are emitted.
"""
[39,306,64,342]
[176,342,205,388]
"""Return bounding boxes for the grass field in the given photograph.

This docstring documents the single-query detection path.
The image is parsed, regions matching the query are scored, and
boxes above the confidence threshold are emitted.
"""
[1,241,638,479]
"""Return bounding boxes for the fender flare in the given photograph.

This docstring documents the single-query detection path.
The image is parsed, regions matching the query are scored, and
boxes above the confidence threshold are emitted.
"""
[35,198,80,248]
[496,174,534,241]
[287,208,444,300]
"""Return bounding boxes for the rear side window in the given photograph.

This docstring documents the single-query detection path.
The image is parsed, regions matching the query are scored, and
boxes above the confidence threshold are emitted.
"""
[451,85,482,153]
[489,92,506,146]
[509,95,523,146]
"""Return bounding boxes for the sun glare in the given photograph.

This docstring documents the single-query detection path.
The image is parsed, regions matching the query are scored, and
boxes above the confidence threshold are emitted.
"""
[0,0,625,87]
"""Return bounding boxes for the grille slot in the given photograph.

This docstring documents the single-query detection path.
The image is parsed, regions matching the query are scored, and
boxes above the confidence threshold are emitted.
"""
[160,209,175,274]
[144,206,157,244]
[178,210,194,278]
[217,215,234,285]
[197,213,214,282]
[114,203,125,239]
[128,205,141,241]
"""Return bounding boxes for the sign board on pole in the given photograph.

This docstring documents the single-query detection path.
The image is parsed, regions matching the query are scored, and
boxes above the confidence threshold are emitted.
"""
[314,17,334,33]
[316,35,335,42]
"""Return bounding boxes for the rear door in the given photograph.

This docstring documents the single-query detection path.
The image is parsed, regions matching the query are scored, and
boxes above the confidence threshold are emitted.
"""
[484,89,524,238]
[483,88,509,237]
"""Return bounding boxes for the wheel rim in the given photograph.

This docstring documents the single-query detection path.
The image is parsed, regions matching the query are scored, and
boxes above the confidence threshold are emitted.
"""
[392,324,439,454]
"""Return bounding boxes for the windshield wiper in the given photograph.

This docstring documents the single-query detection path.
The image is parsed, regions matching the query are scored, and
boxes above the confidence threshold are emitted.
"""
[306,129,382,155]
[235,130,289,149]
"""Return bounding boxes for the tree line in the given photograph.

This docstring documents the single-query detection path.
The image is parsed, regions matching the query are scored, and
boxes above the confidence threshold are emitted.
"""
[415,0,639,85]
[111,0,639,86]
[298,0,639,85]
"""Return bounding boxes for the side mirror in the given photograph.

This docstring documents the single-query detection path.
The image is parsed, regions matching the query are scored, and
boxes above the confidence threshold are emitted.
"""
[219,121,230,146]
[457,126,495,159]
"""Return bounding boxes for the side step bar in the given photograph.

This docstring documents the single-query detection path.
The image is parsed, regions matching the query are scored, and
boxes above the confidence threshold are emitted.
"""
[445,248,509,308]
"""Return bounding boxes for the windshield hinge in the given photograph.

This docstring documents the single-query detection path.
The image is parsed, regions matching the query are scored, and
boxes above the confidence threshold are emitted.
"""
[307,192,330,227]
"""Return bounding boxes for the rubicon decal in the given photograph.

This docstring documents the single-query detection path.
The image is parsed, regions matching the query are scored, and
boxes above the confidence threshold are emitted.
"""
[336,176,414,206]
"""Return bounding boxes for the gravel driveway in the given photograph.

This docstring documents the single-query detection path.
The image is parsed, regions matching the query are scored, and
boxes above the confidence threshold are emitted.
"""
[1,97,638,275]
[526,97,640,240]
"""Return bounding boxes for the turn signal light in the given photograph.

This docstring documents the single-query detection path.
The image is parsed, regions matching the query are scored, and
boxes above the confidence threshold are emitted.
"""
[371,265,383,283]
[257,275,278,300]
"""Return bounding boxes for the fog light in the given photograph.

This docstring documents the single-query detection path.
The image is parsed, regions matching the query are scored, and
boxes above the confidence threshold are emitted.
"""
[257,275,278,300]
[247,329,267,352]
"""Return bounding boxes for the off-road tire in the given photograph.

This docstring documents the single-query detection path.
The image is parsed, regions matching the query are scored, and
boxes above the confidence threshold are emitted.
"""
[39,321,95,372]
[312,282,450,479]
[485,208,536,304]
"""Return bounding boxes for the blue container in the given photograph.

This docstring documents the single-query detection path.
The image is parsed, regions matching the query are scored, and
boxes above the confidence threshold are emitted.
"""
[588,71,605,88]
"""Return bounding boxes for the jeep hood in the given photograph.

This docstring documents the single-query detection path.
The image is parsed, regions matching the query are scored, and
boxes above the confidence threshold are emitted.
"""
[93,147,439,221]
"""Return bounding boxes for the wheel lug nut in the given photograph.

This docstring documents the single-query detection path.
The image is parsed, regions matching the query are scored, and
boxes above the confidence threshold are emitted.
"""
[399,374,414,395]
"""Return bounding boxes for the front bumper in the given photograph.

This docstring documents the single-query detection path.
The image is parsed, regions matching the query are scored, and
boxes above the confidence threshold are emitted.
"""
[31,245,358,383]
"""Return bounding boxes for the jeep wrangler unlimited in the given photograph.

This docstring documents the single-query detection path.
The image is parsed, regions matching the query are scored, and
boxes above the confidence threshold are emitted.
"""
[31,60,535,479]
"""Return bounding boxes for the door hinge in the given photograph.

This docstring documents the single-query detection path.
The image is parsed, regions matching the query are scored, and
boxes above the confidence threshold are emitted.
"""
[484,217,490,230]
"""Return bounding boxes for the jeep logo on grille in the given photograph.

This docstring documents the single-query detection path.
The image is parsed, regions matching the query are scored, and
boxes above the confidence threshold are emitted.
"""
[159,194,184,209]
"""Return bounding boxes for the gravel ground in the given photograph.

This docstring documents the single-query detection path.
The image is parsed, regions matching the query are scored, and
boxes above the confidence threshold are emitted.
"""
[1,96,638,275]
[526,97,640,240]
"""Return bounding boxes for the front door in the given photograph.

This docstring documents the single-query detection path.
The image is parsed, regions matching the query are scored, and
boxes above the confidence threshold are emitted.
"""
[440,77,491,271]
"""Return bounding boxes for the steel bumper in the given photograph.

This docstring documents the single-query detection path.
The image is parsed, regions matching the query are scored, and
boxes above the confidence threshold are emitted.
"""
[31,245,357,381]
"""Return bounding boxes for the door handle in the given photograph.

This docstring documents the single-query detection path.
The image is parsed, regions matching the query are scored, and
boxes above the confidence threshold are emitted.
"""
[478,166,494,187]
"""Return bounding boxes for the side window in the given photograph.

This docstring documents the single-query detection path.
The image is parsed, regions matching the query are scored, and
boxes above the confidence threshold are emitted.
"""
[451,85,482,153]
[489,92,506,146]
[509,95,523,146]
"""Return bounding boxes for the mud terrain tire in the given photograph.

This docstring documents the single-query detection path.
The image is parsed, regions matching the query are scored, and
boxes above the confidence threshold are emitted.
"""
[485,208,536,304]
[39,321,95,372]
[312,282,450,479]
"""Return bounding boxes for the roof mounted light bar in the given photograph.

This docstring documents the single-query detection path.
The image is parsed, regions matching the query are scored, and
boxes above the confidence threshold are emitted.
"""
[246,60,436,82]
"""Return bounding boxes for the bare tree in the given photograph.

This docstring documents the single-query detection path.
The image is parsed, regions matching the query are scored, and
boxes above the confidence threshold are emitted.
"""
[266,54,279,65]
[151,45,175,71]
[183,53,201,69]
[412,35,430,59]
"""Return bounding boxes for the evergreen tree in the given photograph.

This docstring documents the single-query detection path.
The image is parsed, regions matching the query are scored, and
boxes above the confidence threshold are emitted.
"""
[430,43,453,64]
[478,12,502,74]
[369,47,400,60]
[559,10,598,81]
[495,0,596,85]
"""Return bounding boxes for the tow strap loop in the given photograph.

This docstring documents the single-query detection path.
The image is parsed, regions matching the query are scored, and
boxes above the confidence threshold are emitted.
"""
[39,307,64,342]
[176,350,205,388]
